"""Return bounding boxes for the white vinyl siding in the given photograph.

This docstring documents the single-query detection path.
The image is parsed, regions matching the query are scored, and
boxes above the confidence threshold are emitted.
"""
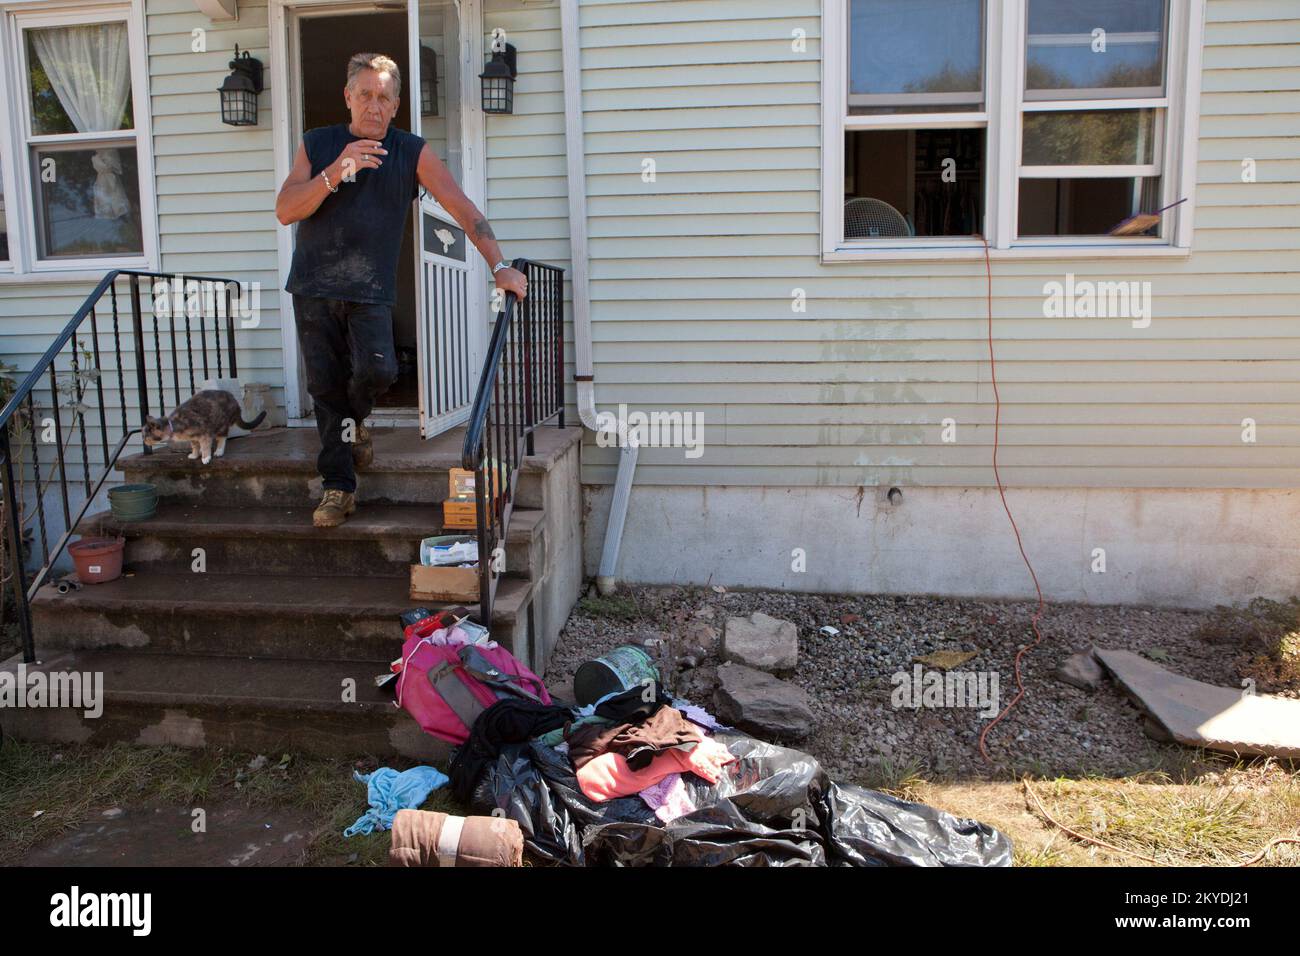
[482,0,574,414]
[0,0,280,509]
[147,0,283,396]
[575,0,1300,490]
[1,0,1296,501]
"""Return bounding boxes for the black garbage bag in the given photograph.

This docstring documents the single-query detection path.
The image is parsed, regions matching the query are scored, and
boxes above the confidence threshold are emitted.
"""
[471,740,658,866]
[474,732,1013,867]
[584,735,1012,867]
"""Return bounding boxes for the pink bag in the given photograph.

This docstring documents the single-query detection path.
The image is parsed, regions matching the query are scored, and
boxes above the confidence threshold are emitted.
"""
[395,628,551,745]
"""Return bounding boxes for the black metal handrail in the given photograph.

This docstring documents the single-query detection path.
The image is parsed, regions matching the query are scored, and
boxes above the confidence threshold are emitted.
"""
[462,258,565,624]
[1,269,243,662]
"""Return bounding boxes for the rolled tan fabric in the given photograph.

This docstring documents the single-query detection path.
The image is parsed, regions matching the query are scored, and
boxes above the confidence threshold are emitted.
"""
[389,808,524,867]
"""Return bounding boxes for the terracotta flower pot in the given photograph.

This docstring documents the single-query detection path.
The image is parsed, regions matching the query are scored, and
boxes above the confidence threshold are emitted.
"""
[68,536,125,585]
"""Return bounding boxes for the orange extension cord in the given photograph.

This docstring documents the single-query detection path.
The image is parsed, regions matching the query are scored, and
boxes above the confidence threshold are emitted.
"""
[976,235,1046,763]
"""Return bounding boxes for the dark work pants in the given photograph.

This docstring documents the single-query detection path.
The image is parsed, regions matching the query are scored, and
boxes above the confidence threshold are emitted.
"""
[292,295,399,493]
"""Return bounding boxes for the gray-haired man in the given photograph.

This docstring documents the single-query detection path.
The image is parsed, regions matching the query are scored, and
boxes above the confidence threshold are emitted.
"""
[275,52,526,527]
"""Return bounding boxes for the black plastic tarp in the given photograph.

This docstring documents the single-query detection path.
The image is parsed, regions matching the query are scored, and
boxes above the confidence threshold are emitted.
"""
[471,733,1013,867]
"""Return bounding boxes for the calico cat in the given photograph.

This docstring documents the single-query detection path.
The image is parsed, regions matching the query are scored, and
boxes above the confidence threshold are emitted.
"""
[142,389,266,464]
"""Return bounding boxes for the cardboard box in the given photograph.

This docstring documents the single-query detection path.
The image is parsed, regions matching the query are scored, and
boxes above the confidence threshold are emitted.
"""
[409,562,480,603]
[411,534,480,602]
[448,465,509,504]
[449,467,477,498]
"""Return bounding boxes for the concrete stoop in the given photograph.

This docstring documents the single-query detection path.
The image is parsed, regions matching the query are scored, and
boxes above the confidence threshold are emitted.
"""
[5,423,584,758]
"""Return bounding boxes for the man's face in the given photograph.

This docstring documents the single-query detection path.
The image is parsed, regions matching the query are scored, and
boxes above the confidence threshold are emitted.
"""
[344,67,399,140]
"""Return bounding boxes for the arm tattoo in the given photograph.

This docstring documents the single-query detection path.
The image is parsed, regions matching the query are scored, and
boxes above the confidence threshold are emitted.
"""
[472,216,496,241]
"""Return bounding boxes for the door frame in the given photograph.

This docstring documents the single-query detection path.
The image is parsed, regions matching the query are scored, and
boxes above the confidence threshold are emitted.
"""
[268,0,485,421]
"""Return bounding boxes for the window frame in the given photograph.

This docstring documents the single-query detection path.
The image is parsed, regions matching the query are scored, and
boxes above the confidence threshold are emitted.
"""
[821,0,1205,262]
[0,0,158,278]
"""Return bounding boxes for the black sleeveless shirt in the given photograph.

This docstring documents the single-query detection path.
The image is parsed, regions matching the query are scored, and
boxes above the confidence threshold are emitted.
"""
[285,123,425,306]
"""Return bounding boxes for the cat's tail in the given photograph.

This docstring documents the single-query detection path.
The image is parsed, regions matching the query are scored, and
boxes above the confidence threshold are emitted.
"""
[238,411,267,431]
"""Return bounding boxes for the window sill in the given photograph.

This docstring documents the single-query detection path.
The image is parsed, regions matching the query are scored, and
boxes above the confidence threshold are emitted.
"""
[0,261,158,286]
[822,242,1192,264]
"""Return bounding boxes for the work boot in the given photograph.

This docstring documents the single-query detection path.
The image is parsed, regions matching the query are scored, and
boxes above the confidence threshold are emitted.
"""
[313,489,356,528]
[352,424,373,469]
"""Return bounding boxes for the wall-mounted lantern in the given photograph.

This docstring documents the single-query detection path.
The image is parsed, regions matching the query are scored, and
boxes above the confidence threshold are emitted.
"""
[479,43,517,115]
[217,45,264,126]
[420,45,438,116]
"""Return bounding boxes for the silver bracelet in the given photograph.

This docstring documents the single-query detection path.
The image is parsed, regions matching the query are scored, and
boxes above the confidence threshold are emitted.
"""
[320,170,338,194]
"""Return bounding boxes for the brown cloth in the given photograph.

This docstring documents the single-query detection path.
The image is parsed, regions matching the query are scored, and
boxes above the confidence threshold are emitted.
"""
[388,809,524,867]
[567,705,704,771]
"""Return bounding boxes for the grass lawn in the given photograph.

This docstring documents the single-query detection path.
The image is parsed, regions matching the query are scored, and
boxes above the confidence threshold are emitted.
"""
[0,741,472,867]
[1,736,1295,867]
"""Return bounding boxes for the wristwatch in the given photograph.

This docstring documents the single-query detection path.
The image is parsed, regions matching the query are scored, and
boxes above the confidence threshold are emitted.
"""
[492,261,509,274]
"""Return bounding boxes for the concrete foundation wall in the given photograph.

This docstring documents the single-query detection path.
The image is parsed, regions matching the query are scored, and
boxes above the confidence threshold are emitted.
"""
[520,429,585,673]
[583,484,1300,609]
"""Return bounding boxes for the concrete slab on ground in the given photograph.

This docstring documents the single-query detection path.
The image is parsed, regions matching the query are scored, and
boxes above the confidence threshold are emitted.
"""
[1094,647,1300,758]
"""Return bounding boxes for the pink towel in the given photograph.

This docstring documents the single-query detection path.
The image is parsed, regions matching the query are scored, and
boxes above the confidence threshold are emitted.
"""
[577,736,736,803]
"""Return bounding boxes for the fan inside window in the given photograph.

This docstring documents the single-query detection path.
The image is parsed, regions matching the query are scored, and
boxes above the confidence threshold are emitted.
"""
[844,198,913,238]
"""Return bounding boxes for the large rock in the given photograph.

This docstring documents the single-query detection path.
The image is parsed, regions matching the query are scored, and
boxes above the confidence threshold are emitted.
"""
[723,611,798,672]
[1056,647,1104,691]
[714,662,813,741]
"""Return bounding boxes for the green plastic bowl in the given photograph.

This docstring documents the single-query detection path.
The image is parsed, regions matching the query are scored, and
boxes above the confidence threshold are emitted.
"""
[108,483,158,521]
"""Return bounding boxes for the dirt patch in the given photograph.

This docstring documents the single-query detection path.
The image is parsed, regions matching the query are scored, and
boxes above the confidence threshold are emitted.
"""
[552,585,1300,783]
[0,740,473,867]
[21,802,317,867]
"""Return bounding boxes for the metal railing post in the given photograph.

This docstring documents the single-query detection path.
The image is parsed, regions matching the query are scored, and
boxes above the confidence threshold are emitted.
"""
[129,274,151,455]
[2,430,36,663]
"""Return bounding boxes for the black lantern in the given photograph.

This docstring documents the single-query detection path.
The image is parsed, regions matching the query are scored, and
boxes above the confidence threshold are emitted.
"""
[479,43,516,115]
[420,45,438,116]
[217,45,264,127]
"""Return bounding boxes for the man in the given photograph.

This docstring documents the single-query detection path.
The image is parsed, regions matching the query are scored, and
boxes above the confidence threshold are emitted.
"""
[275,52,526,528]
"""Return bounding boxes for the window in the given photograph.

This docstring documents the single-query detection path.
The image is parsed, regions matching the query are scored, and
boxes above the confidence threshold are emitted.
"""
[1018,0,1166,238]
[822,0,1204,259]
[0,4,156,274]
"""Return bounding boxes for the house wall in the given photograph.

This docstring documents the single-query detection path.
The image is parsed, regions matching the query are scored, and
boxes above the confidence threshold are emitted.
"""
[2,0,1296,607]
[575,0,1300,489]
[146,0,284,399]
[0,0,571,566]
[0,0,284,567]
[482,0,575,399]
[0,0,570,442]
[572,0,1300,605]
[0,0,285,409]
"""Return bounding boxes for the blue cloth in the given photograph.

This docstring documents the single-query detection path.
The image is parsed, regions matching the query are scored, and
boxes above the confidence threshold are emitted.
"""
[344,765,448,838]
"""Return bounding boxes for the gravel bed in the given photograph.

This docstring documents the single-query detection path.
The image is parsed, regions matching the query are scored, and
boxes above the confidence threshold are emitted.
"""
[547,585,1297,785]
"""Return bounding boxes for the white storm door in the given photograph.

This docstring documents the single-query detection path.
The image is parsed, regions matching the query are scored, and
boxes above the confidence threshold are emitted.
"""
[410,0,487,438]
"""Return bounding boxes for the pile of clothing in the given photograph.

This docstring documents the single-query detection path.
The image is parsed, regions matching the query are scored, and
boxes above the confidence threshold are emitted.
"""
[446,685,1013,867]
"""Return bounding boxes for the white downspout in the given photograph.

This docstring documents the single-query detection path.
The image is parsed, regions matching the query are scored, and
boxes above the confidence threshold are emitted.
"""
[561,0,637,596]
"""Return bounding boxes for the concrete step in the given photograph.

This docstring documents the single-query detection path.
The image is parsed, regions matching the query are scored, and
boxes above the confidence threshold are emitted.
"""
[117,425,579,508]
[79,503,546,581]
[0,648,450,760]
[30,571,534,664]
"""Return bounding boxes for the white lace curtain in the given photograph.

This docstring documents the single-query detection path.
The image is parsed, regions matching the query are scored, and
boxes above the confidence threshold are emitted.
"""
[31,22,132,219]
